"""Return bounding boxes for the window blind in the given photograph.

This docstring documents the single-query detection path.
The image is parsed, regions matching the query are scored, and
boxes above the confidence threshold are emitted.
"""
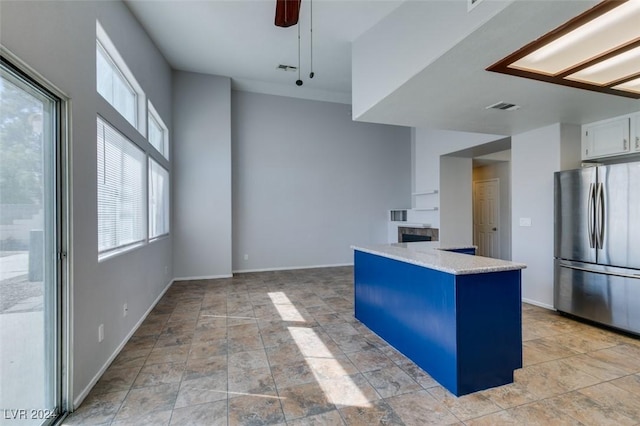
[97,42,137,127]
[97,117,146,254]
[148,158,169,239]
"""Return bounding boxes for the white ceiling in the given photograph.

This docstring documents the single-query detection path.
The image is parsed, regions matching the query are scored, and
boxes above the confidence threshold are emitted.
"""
[125,0,640,134]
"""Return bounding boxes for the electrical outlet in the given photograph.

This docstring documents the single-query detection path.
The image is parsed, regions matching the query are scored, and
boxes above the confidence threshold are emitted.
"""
[98,324,104,342]
[164,265,168,275]
[123,303,128,318]
[519,217,532,227]
[244,254,249,261]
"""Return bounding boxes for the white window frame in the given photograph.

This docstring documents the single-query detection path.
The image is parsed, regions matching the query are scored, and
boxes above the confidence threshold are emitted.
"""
[148,101,169,160]
[96,21,146,136]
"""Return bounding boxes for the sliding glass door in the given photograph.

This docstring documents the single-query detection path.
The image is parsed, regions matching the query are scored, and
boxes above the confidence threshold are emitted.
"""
[0,57,65,425]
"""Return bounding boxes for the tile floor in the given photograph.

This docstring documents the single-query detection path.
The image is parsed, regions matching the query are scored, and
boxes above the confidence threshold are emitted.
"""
[63,267,640,425]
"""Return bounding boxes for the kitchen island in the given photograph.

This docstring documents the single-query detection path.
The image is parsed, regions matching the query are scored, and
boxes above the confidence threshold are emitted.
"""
[353,241,526,396]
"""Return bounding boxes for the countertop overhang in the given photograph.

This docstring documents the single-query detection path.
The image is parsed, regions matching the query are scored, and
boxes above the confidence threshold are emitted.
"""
[352,241,526,275]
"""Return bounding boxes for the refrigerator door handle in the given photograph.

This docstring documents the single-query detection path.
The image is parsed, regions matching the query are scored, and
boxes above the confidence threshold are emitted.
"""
[588,183,596,248]
[596,182,605,249]
[559,263,640,280]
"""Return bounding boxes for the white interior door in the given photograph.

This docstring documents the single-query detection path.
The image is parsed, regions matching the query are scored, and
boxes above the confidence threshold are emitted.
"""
[473,179,500,258]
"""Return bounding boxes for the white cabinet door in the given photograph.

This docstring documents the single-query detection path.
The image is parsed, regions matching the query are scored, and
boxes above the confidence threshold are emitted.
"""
[582,116,630,159]
[634,112,640,153]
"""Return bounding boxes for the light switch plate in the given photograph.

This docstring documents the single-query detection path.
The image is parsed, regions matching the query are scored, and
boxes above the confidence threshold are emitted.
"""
[519,218,532,227]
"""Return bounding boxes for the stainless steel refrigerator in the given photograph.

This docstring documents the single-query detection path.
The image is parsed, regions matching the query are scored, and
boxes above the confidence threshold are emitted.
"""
[554,161,640,335]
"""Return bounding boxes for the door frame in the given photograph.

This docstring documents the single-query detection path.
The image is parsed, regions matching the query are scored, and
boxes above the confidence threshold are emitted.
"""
[473,178,501,258]
[1,46,72,418]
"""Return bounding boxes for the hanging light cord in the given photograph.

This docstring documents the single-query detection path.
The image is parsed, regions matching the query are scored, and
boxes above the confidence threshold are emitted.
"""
[309,0,314,78]
[296,17,303,86]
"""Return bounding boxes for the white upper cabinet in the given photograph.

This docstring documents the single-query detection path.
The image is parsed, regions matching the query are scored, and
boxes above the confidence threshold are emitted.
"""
[634,113,640,153]
[582,115,631,160]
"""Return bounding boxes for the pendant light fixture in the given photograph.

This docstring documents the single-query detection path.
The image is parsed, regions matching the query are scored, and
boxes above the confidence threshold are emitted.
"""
[275,0,315,87]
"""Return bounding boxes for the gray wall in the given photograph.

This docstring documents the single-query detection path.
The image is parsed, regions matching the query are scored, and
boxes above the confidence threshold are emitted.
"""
[173,72,232,279]
[1,1,173,405]
[232,91,411,271]
[440,156,473,244]
[511,123,581,308]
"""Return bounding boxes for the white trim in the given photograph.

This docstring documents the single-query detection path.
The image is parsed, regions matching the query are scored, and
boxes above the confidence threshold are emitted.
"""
[233,263,353,274]
[73,278,174,409]
[522,297,555,311]
[173,274,233,281]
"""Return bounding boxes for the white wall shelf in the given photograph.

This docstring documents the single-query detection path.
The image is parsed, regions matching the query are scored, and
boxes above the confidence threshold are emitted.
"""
[413,207,439,211]
[412,190,438,196]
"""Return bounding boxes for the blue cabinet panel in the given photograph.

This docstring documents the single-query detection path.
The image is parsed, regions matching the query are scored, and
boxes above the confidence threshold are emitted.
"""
[354,250,522,396]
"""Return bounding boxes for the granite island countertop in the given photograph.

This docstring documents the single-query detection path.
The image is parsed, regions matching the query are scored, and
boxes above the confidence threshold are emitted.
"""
[352,241,526,275]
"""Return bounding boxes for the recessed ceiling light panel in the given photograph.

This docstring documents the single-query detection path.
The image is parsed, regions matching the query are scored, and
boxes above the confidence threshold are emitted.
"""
[487,0,640,99]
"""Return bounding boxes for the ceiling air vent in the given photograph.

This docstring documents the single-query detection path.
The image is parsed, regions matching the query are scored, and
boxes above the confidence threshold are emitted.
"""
[485,101,521,111]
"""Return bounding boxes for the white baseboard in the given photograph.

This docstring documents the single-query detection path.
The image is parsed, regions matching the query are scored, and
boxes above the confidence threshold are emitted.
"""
[522,297,555,311]
[233,262,353,274]
[173,273,233,281]
[73,278,174,409]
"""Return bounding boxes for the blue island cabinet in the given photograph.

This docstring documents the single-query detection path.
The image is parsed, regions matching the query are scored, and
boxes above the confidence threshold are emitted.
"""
[354,250,522,396]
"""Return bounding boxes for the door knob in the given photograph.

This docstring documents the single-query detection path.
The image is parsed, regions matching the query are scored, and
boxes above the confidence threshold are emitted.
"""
[492,227,497,231]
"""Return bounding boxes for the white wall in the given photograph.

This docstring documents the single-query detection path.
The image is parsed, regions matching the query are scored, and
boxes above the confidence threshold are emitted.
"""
[411,128,505,229]
[232,91,411,272]
[351,0,510,120]
[0,1,173,405]
[473,161,512,260]
[173,72,232,279]
[511,123,581,308]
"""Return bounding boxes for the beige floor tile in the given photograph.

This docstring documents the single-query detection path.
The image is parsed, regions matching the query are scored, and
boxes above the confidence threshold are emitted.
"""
[170,400,227,426]
[174,372,228,408]
[339,400,404,426]
[183,354,227,381]
[146,344,190,365]
[362,365,421,398]
[271,360,316,388]
[564,353,631,381]
[514,359,601,399]
[610,373,640,396]
[522,338,579,365]
[132,362,184,388]
[305,354,360,380]
[228,394,286,426]
[228,366,277,398]
[427,385,502,421]
[70,268,640,426]
[545,391,637,426]
[317,373,381,408]
[579,382,640,421]
[386,389,459,425]
[114,383,178,421]
[91,366,141,395]
[279,381,336,421]
[228,348,269,372]
[506,400,583,425]
[110,409,172,426]
[464,410,521,425]
[346,348,396,373]
[62,390,127,425]
[479,381,539,409]
[286,409,346,425]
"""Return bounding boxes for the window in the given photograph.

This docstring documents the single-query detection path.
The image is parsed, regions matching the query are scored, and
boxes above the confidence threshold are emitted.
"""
[148,101,169,159]
[97,43,137,126]
[148,158,169,239]
[96,21,146,133]
[97,117,146,256]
